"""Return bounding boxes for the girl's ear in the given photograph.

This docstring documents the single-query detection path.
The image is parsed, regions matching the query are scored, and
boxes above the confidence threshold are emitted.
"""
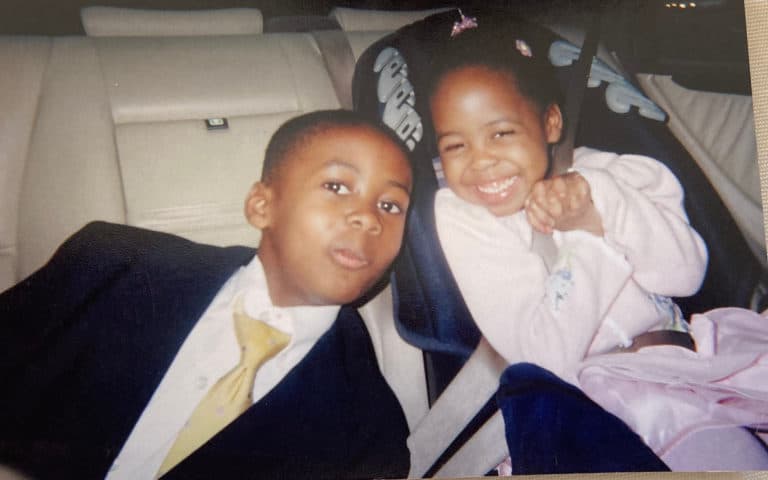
[244,181,274,230]
[544,104,564,144]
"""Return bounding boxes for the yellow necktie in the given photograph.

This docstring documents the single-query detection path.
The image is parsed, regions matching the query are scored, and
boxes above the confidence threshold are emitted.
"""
[157,299,290,477]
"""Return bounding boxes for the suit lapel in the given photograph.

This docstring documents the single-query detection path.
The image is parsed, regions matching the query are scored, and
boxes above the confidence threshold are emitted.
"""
[109,237,256,475]
[1,223,257,479]
[132,239,256,402]
[106,236,256,459]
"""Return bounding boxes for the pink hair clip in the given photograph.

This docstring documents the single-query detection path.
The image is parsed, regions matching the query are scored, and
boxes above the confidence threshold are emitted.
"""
[450,9,478,37]
[516,39,533,57]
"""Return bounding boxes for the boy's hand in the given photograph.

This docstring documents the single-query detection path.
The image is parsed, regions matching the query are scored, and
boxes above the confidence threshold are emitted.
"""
[524,172,604,236]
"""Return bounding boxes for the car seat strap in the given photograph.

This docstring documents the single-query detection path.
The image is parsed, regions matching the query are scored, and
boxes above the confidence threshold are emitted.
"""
[533,11,602,272]
[553,12,602,175]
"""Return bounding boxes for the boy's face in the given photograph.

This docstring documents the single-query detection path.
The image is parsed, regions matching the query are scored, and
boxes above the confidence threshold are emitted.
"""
[247,125,412,307]
[430,65,562,217]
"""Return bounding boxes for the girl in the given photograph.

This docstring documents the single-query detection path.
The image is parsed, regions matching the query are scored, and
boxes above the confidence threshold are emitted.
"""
[427,17,768,470]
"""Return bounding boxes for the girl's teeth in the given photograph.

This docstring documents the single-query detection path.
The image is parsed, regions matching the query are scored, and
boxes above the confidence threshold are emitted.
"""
[478,176,517,194]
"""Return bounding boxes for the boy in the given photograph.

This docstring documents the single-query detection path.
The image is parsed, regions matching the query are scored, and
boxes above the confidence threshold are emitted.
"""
[0,110,413,479]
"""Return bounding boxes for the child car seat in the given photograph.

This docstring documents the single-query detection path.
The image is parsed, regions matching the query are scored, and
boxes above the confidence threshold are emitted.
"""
[352,6,766,476]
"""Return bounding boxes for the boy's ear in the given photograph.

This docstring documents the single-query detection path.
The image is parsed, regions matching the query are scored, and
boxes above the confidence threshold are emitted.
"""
[244,181,274,229]
[544,104,564,144]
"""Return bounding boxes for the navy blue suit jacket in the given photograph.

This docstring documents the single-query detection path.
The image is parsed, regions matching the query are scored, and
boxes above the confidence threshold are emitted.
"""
[0,222,410,479]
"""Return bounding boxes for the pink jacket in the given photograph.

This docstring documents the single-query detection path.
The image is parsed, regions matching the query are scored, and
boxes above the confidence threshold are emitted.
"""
[435,147,708,383]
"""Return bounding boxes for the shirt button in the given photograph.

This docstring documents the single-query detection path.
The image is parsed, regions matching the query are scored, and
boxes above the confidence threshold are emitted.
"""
[196,376,208,390]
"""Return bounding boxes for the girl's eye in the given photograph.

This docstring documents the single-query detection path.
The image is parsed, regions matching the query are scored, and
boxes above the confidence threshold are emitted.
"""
[378,200,403,215]
[323,182,351,195]
[440,142,464,153]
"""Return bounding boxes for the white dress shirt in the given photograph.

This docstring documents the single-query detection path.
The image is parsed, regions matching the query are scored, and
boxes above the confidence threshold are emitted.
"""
[107,254,339,479]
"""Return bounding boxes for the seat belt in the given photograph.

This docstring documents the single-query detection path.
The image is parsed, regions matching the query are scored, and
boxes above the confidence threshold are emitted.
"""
[408,339,509,477]
[311,30,356,109]
[532,13,602,272]
[407,14,604,477]
[552,14,602,176]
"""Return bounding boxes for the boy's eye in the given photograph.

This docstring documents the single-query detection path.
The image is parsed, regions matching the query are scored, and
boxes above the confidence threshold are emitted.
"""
[493,130,515,139]
[323,182,351,195]
[378,200,403,215]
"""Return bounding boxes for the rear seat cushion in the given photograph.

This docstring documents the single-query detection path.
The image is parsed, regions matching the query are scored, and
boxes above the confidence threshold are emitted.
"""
[638,74,765,263]
[96,33,340,247]
[18,38,127,283]
[0,37,51,291]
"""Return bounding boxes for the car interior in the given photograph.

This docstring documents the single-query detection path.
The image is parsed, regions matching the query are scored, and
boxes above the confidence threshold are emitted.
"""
[1,0,766,478]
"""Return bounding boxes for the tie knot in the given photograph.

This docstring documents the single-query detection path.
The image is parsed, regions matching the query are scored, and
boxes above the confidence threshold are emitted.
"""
[233,298,291,369]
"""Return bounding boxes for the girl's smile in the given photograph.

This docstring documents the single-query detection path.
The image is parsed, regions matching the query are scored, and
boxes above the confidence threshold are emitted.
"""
[475,174,520,202]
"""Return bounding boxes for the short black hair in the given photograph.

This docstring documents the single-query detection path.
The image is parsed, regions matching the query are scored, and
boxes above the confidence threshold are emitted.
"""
[427,16,564,116]
[261,109,410,183]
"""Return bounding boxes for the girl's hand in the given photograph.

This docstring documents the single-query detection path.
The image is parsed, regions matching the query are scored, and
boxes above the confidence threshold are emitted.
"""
[524,172,604,236]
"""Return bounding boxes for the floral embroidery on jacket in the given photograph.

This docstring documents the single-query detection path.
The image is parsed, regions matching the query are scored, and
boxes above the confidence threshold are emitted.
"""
[545,252,574,313]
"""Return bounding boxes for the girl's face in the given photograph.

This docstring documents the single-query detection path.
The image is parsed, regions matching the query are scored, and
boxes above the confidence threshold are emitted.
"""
[430,65,562,217]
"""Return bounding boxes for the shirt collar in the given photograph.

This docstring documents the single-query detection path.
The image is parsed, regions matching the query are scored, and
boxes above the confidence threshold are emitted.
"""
[234,254,340,347]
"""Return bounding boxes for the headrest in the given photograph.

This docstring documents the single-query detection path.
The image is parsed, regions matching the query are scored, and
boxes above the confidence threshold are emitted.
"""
[81,7,263,37]
[264,15,340,33]
[329,7,453,32]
